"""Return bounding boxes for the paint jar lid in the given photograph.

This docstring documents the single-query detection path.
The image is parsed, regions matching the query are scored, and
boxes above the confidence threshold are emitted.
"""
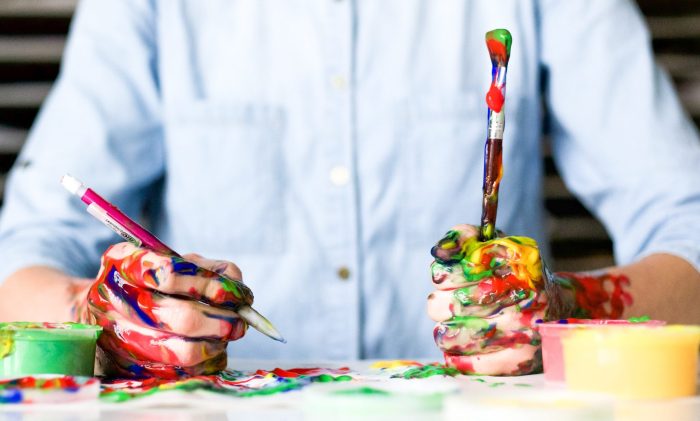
[0,322,102,341]
[536,319,665,336]
[562,324,700,346]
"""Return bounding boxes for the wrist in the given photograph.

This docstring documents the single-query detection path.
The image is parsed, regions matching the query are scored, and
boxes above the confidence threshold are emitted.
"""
[547,270,632,320]
[0,266,91,322]
[69,278,94,323]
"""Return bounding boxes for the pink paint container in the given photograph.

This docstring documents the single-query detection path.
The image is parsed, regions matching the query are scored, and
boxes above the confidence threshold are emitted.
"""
[536,319,665,383]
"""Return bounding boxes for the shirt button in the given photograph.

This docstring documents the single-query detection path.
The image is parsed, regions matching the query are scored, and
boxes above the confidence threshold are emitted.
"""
[337,267,351,280]
[329,165,350,186]
[331,75,347,90]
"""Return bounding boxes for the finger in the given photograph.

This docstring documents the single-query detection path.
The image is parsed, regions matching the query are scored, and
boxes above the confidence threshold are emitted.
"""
[431,224,480,263]
[89,272,247,340]
[443,346,540,375]
[151,297,247,340]
[428,280,541,321]
[99,339,228,379]
[101,243,254,308]
[183,253,243,281]
[434,237,543,291]
[466,237,543,288]
[431,261,479,290]
[93,316,228,369]
[433,319,538,355]
[431,292,547,354]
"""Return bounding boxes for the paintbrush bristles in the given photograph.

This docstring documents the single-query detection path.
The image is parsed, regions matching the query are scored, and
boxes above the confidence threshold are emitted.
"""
[485,29,512,66]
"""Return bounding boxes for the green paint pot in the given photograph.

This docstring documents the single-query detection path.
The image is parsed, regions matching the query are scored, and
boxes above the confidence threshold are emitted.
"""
[0,322,101,378]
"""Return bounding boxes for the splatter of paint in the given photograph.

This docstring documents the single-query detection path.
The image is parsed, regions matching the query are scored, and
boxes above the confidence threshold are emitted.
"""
[0,376,99,404]
[332,387,390,396]
[99,367,355,402]
[369,360,423,370]
[394,364,461,380]
[551,272,633,320]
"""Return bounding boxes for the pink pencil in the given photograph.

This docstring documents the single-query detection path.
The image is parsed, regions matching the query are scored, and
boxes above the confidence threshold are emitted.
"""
[61,174,286,343]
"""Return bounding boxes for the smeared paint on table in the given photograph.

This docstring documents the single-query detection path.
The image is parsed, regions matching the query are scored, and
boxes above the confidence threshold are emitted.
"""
[0,376,99,404]
[0,360,535,405]
[100,366,354,402]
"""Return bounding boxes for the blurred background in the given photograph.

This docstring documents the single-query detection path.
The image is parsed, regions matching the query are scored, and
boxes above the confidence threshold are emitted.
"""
[0,0,698,271]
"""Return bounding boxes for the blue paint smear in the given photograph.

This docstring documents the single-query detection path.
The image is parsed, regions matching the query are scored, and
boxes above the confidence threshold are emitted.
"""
[104,266,159,328]
[127,364,147,378]
[0,389,23,404]
[203,311,238,325]
[172,259,199,276]
[146,268,159,286]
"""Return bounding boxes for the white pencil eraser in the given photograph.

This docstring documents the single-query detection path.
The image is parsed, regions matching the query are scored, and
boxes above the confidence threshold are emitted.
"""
[60,174,84,195]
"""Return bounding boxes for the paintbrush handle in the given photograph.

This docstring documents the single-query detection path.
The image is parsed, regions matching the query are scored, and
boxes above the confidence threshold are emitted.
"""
[479,29,512,242]
[479,137,503,241]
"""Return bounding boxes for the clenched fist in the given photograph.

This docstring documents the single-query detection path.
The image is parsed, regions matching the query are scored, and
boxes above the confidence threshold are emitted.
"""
[428,224,548,375]
[82,242,252,379]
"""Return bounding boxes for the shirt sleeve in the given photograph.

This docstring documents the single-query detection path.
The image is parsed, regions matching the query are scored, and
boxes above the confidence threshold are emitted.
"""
[0,0,164,282]
[537,0,700,271]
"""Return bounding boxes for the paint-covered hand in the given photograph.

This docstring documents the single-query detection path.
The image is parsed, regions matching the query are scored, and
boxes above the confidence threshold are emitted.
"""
[84,242,252,379]
[427,224,548,376]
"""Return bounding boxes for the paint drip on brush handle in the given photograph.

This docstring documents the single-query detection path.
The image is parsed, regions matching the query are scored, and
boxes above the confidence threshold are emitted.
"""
[479,28,512,242]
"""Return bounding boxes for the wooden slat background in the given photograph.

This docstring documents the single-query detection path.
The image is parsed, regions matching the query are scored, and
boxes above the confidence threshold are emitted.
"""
[0,0,697,271]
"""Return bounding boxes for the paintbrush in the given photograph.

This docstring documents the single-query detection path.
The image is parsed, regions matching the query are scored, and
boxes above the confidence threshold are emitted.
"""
[479,28,512,241]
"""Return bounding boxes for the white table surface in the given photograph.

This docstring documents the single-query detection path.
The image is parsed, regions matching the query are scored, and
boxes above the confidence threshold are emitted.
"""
[1,359,699,421]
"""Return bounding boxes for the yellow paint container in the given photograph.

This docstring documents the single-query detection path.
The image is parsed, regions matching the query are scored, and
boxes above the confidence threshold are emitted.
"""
[562,325,700,399]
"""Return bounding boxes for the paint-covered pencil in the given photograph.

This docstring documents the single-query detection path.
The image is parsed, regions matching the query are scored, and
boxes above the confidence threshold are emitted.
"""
[479,28,512,241]
[60,174,286,344]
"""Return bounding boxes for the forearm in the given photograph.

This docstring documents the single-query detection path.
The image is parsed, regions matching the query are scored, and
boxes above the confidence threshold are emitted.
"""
[553,253,700,324]
[0,266,92,323]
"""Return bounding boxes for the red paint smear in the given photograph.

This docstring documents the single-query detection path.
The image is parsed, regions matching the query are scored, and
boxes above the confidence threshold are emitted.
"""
[16,377,36,388]
[254,367,351,378]
[0,376,87,391]
[443,353,475,374]
[486,39,508,64]
[486,84,504,113]
[485,331,532,348]
[558,272,633,319]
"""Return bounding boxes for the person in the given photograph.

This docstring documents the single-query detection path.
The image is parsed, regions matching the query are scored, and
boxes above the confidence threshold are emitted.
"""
[0,0,699,376]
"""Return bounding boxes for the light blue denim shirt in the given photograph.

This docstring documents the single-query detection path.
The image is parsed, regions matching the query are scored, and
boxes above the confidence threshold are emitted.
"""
[1,0,699,360]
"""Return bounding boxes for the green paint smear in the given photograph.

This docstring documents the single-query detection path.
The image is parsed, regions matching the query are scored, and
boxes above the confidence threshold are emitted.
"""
[463,267,493,282]
[219,279,243,299]
[514,383,532,387]
[489,382,506,388]
[333,387,390,396]
[396,364,460,379]
[453,286,477,306]
[316,374,353,382]
[99,372,353,402]
[443,316,490,331]
[101,380,301,402]
[628,315,651,323]
[485,28,512,56]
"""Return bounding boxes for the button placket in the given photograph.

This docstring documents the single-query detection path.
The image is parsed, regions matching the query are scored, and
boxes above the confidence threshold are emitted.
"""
[321,0,360,360]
